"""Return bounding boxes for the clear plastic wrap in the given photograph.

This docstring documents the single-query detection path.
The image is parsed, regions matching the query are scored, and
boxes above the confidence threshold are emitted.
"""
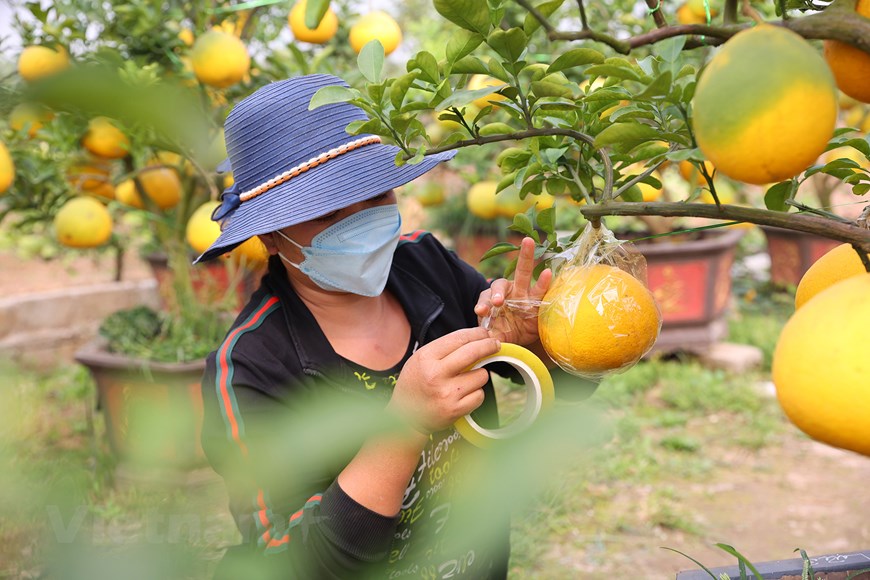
[484,222,662,381]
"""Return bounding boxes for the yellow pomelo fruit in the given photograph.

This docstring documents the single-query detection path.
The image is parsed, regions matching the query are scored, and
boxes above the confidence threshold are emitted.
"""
[82,117,130,159]
[415,181,446,207]
[349,11,402,56]
[495,187,531,218]
[824,146,870,171]
[692,25,838,185]
[794,243,867,309]
[772,274,870,456]
[67,161,115,200]
[0,142,15,194]
[686,0,719,18]
[532,191,556,210]
[466,181,500,220]
[54,196,113,248]
[191,30,250,88]
[676,4,707,24]
[117,165,183,210]
[115,180,144,208]
[289,1,339,44]
[9,103,53,138]
[231,236,269,269]
[823,0,870,104]
[17,45,69,82]
[539,264,661,376]
[678,159,715,185]
[178,28,195,46]
[468,74,507,110]
[186,201,222,254]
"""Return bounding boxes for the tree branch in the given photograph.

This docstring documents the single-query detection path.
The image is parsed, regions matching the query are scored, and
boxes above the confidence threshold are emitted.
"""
[546,5,870,55]
[579,202,870,250]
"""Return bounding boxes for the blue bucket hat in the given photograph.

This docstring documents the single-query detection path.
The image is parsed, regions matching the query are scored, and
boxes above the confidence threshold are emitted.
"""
[194,73,457,263]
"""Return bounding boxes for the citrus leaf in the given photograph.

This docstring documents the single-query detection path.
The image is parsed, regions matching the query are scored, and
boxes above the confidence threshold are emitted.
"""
[585,64,641,82]
[450,55,489,75]
[390,72,417,110]
[487,27,527,63]
[433,0,490,34]
[764,181,793,212]
[657,36,687,63]
[524,0,565,35]
[509,212,537,238]
[547,48,605,74]
[480,242,520,260]
[593,122,661,151]
[304,0,330,29]
[446,30,484,65]
[536,206,555,235]
[852,183,870,196]
[358,40,385,83]
[412,51,440,84]
[478,122,515,136]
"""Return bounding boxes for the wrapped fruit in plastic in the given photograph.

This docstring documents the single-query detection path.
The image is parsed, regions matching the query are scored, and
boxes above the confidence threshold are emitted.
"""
[537,222,662,380]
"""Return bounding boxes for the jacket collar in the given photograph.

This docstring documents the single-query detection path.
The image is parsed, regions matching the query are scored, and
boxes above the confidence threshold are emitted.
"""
[264,256,444,379]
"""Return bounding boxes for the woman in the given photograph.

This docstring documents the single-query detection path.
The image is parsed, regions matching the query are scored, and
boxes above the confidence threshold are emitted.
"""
[197,74,557,579]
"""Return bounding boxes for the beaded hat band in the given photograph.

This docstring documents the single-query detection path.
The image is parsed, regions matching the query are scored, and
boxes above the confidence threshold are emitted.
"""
[239,136,381,203]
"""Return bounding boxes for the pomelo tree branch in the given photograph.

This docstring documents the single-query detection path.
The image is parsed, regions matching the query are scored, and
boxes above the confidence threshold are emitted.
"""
[579,201,870,251]
[532,0,870,55]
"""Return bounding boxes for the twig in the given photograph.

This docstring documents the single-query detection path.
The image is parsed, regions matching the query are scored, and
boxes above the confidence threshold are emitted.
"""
[579,201,870,247]
[420,127,613,201]
[576,0,590,30]
[645,0,669,29]
[512,0,555,33]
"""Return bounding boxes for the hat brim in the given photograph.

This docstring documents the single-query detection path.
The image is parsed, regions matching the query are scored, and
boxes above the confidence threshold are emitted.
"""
[194,145,456,263]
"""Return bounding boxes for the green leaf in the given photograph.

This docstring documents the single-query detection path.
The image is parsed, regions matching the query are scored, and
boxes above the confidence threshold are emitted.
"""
[487,58,511,82]
[487,27,527,63]
[524,0,565,35]
[390,72,417,110]
[619,184,643,202]
[593,122,662,152]
[433,0,490,34]
[358,40,385,83]
[413,51,440,84]
[451,55,490,75]
[480,242,521,260]
[764,181,793,211]
[309,85,357,110]
[636,71,672,99]
[547,48,606,74]
[531,80,574,99]
[436,85,505,111]
[853,183,870,196]
[478,122,515,136]
[536,206,556,234]
[304,0,330,29]
[510,212,536,238]
[657,36,687,63]
[446,31,484,65]
[585,64,641,82]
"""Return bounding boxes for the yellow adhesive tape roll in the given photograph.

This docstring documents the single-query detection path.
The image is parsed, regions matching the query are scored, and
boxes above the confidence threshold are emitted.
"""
[454,343,555,447]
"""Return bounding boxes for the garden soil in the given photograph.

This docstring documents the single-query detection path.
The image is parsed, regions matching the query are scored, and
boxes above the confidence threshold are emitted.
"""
[3,250,870,579]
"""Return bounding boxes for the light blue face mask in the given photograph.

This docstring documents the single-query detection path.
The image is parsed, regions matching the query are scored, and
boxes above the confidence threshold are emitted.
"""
[276,204,402,297]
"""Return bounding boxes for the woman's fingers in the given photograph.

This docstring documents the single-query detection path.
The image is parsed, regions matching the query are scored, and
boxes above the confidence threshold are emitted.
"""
[511,237,537,298]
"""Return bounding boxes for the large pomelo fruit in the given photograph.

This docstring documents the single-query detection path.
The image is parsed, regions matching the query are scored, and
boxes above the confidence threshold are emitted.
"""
[692,25,838,185]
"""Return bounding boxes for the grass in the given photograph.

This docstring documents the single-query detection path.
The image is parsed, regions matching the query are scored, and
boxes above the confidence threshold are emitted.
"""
[1,273,801,579]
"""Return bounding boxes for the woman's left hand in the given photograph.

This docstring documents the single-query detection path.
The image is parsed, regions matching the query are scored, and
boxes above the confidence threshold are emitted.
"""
[474,237,552,346]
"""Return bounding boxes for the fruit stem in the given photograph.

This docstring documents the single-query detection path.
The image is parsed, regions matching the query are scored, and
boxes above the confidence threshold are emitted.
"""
[740,0,765,25]
[850,243,870,273]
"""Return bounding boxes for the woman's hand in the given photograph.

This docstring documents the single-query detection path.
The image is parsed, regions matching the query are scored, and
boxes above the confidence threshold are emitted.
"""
[389,327,501,435]
[474,237,552,345]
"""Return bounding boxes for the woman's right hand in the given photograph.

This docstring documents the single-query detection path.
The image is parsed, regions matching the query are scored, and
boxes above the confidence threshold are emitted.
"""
[388,327,501,435]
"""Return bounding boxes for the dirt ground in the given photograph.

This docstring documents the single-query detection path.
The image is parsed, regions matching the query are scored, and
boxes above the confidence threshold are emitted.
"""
[4,249,870,579]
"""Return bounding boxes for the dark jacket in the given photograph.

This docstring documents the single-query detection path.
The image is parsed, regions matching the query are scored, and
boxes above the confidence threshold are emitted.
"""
[201,232,513,579]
